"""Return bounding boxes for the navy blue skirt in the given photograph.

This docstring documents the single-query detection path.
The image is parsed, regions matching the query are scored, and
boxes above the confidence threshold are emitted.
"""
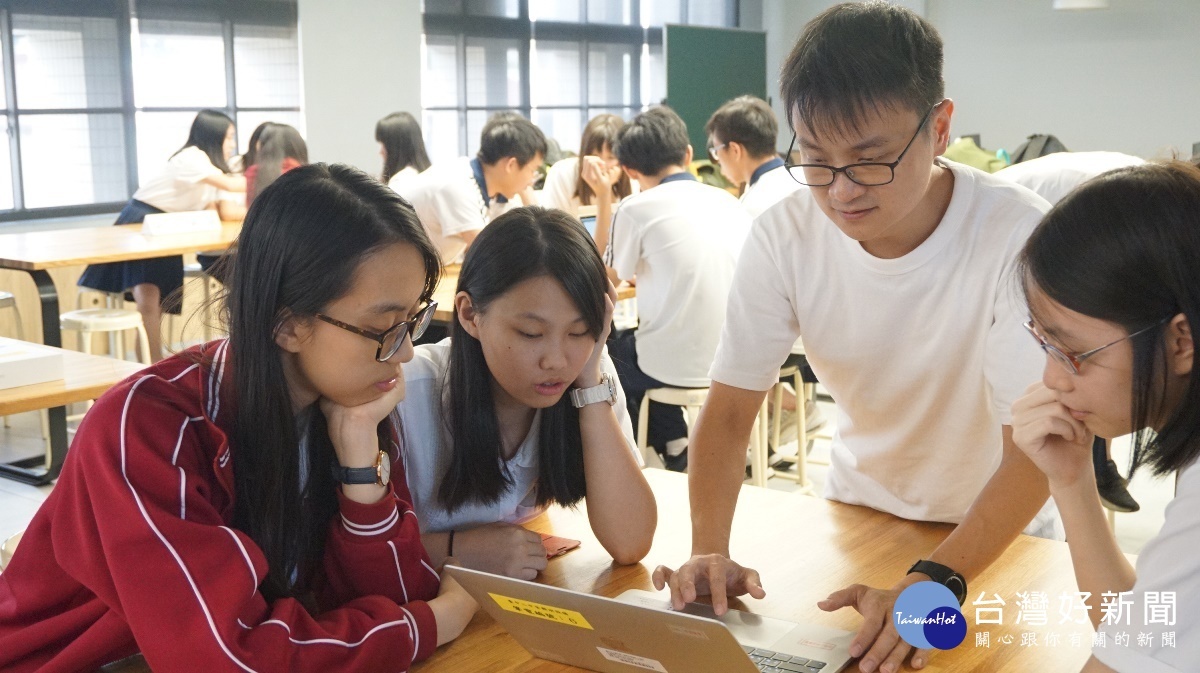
[77,200,184,315]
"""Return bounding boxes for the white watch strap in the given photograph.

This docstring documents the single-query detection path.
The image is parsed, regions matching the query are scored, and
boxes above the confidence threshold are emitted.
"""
[570,374,615,408]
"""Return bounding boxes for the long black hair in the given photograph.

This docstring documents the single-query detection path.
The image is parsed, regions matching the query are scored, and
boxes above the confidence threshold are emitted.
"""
[1019,160,1200,477]
[174,109,234,173]
[225,163,441,601]
[438,206,607,511]
[240,121,271,170]
[249,123,308,204]
[376,112,432,183]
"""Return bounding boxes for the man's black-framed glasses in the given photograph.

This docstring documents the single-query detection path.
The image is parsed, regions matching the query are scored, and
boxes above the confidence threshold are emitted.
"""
[784,102,942,187]
[315,301,438,362]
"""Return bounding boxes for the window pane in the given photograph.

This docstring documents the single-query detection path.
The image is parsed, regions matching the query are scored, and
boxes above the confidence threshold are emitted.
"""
[234,24,301,108]
[465,38,522,108]
[588,43,635,106]
[135,111,200,189]
[423,110,462,164]
[588,0,634,24]
[642,43,665,107]
[20,113,127,208]
[466,110,501,158]
[587,106,637,123]
[534,108,583,155]
[466,0,520,18]
[0,117,12,210]
[134,20,226,108]
[0,31,6,108]
[422,34,461,109]
[12,15,122,110]
[530,0,582,22]
[642,0,681,27]
[531,41,581,107]
[235,111,306,156]
[688,0,731,27]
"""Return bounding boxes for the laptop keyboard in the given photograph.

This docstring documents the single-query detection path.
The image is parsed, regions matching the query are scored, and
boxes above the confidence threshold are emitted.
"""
[742,645,828,673]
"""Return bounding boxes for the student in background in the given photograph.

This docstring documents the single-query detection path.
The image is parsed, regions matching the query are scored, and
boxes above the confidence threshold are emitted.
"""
[0,164,478,672]
[656,6,1057,672]
[245,122,309,206]
[540,114,635,250]
[400,113,546,264]
[1013,161,1200,673]
[998,150,1146,514]
[377,111,432,194]
[78,109,246,362]
[604,106,751,472]
[398,206,655,580]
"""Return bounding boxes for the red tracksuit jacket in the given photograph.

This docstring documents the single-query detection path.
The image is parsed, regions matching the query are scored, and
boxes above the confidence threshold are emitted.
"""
[0,340,442,672]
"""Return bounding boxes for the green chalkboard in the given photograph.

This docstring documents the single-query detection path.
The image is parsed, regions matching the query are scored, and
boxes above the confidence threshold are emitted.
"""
[665,24,768,154]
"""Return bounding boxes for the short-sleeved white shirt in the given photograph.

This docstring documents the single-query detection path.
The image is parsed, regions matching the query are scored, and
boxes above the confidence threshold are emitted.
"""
[997,151,1144,205]
[540,156,639,217]
[133,146,222,212]
[387,166,422,196]
[396,339,640,533]
[710,160,1050,523]
[740,160,805,219]
[607,175,751,387]
[398,157,513,264]
[1094,460,1200,672]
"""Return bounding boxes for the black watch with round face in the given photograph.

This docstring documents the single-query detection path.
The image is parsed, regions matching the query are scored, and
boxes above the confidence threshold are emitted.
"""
[908,559,967,606]
[331,450,391,487]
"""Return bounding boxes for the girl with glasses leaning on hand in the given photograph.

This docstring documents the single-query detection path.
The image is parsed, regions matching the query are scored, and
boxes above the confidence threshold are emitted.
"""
[1012,160,1200,673]
[0,164,478,673]
[396,206,656,581]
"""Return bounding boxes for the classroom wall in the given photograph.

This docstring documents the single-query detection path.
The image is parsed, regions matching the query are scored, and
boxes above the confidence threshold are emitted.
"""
[296,0,423,175]
[755,0,1199,159]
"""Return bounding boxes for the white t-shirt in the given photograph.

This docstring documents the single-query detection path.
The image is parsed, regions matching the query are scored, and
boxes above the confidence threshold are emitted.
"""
[387,165,422,195]
[133,146,222,212]
[740,161,804,219]
[607,175,751,387]
[397,157,514,264]
[396,339,640,533]
[710,160,1050,524]
[1094,460,1200,672]
[997,151,1144,205]
[540,156,639,216]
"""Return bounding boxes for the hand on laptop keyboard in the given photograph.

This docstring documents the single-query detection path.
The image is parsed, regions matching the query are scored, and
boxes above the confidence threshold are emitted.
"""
[652,554,766,615]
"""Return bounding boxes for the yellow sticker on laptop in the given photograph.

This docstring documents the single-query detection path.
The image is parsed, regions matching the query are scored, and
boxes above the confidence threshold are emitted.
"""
[489,593,594,630]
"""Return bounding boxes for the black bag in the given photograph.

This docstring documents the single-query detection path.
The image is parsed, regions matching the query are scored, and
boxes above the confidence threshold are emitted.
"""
[1009,134,1069,164]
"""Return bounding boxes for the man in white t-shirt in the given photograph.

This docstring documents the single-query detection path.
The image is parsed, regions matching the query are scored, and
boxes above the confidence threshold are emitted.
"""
[399,113,545,264]
[998,150,1147,515]
[604,106,751,471]
[655,5,1057,673]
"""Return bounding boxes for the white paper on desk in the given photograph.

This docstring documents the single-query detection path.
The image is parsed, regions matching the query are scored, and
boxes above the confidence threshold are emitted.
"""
[0,340,65,390]
[141,210,221,236]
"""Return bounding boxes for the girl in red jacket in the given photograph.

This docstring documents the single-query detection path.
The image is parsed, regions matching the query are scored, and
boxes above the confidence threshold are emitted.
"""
[0,164,477,672]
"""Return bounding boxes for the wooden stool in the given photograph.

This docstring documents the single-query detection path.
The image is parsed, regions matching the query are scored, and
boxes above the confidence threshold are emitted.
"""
[61,308,152,365]
[769,362,825,495]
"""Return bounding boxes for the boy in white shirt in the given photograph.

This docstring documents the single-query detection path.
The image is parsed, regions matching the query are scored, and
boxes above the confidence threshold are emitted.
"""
[604,106,751,471]
[656,4,1056,672]
[400,113,546,263]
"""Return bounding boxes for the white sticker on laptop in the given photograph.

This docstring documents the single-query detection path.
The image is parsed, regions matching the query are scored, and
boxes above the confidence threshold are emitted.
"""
[665,623,708,640]
[596,647,668,672]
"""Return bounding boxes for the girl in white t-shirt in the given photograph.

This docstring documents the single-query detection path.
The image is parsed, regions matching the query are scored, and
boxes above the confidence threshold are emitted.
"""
[397,206,656,580]
[78,110,246,361]
[541,114,634,251]
[1012,160,1200,673]
[377,111,431,194]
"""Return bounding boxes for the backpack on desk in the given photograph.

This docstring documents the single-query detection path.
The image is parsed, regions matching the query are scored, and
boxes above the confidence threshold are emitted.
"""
[1009,134,1069,164]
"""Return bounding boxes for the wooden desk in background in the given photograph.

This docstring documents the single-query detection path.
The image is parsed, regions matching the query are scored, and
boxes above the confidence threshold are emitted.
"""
[432,265,636,323]
[101,469,1095,672]
[0,222,239,484]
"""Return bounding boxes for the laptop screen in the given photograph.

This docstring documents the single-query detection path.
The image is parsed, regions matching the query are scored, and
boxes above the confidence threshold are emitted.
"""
[579,215,597,237]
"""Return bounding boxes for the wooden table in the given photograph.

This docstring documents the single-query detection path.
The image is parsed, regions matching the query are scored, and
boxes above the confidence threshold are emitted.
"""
[0,338,145,481]
[432,265,636,324]
[0,222,239,484]
[101,469,1095,672]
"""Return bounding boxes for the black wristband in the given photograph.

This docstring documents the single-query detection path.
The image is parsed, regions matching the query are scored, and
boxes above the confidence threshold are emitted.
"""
[908,559,967,606]
[448,529,455,558]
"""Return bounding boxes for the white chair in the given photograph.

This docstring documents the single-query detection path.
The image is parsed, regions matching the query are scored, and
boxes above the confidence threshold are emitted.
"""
[767,363,826,495]
[636,387,771,487]
[0,530,23,571]
[1,292,50,448]
[60,308,152,364]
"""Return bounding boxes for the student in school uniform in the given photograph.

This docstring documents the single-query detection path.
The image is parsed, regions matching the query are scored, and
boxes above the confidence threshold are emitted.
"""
[998,150,1147,514]
[399,113,546,264]
[0,164,478,672]
[1012,161,1200,673]
[78,110,246,362]
[397,206,655,580]
[602,106,752,472]
[377,111,432,194]
[540,114,636,250]
[245,122,309,206]
[655,5,1059,672]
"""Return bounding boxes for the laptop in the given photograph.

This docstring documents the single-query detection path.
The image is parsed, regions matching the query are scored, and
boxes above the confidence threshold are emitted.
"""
[445,565,854,673]
[580,214,598,237]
